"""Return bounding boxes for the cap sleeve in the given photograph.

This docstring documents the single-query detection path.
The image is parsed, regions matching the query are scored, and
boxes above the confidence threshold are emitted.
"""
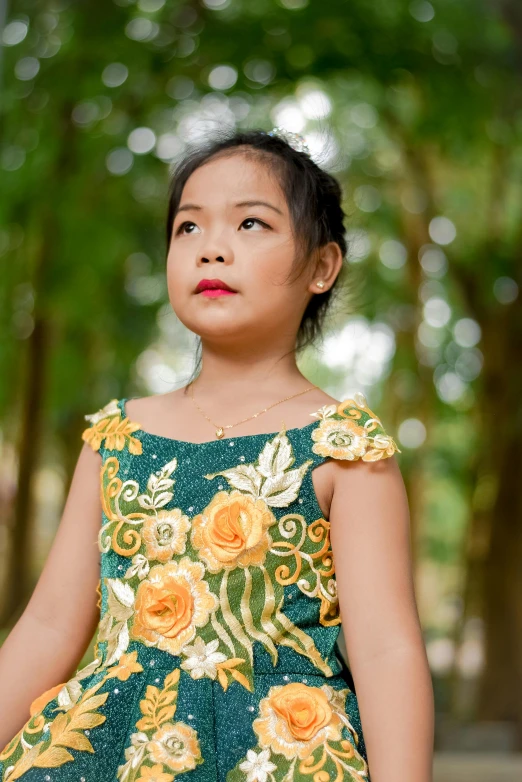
[310,392,400,462]
[81,398,142,455]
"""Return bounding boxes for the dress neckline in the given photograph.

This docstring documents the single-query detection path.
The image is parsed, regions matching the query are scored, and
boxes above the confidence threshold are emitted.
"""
[120,397,321,448]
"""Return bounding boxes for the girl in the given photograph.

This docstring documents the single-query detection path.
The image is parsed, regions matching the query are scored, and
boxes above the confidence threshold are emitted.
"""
[0,128,434,782]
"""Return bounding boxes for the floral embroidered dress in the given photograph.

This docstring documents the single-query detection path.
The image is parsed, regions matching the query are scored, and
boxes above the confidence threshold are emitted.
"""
[0,393,399,782]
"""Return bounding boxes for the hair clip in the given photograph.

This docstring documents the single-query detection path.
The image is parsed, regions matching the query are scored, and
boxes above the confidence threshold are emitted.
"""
[267,127,311,156]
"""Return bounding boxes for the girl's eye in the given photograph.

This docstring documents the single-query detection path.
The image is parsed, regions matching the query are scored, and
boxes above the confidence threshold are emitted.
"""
[175,217,270,235]
[175,221,198,235]
[241,217,269,231]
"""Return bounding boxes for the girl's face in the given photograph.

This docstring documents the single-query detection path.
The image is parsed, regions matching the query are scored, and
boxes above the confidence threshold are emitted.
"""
[166,151,316,347]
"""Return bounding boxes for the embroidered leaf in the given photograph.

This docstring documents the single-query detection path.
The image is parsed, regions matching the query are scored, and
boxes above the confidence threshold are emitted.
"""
[124,553,150,580]
[6,744,43,780]
[163,668,180,689]
[146,474,175,494]
[150,491,175,509]
[258,433,293,477]
[216,667,229,691]
[64,712,105,730]
[106,621,130,666]
[135,670,180,732]
[34,746,75,767]
[229,667,251,690]
[205,464,262,496]
[82,409,143,455]
[260,461,313,507]
[108,578,135,609]
[136,493,154,510]
[156,705,177,724]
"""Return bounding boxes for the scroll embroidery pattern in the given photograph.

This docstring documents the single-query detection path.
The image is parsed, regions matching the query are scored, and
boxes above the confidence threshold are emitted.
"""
[94,427,336,693]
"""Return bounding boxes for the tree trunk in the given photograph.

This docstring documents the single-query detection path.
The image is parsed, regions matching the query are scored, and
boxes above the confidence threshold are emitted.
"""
[1,315,48,623]
[476,319,522,745]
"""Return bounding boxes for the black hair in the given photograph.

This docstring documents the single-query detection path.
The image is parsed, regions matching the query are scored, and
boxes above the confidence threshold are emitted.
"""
[165,128,352,388]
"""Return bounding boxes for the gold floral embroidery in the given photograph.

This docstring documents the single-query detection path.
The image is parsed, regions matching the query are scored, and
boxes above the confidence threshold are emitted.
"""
[0,652,143,781]
[271,515,340,626]
[98,455,181,557]
[311,392,400,462]
[228,682,368,782]
[142,509,190,562]
[204,424,313,507]
[82,399,143,455]
[131,559,218,656]
[94,429,337,692]
[191,490,276,571]
[117,669,203,782]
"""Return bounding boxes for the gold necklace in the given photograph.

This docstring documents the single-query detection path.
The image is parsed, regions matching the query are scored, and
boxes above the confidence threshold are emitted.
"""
[188,381,319,439]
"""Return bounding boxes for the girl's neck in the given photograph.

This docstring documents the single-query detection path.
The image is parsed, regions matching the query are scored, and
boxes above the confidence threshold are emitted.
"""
[186,351,310,405]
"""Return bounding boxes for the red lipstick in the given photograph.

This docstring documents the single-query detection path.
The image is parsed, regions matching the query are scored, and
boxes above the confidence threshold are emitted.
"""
[195,278,238,297]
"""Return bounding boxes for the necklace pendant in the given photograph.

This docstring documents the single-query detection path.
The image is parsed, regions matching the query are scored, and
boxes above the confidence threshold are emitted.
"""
[216,427,225,439]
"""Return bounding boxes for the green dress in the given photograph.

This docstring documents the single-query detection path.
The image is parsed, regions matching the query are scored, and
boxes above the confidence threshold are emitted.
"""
[0,393,399,782]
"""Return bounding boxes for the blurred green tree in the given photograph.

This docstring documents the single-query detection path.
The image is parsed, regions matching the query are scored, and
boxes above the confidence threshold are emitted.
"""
[1,0,521,743]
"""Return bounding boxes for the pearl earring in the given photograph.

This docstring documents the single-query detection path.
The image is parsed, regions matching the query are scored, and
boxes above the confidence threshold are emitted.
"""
[316,280,325,289]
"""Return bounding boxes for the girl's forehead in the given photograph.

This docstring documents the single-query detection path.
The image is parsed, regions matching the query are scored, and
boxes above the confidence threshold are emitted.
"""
[195,151,274,183]
[182,153,285,203]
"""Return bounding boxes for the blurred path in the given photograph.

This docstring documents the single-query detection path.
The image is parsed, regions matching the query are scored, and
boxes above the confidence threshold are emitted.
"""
[434,753,522,781]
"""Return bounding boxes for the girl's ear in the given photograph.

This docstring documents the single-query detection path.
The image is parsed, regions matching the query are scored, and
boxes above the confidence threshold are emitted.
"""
[309,242,343,294]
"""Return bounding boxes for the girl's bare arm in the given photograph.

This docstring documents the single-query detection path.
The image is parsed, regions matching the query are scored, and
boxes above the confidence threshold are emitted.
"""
[329,455,434,782]
[0,443,102,747]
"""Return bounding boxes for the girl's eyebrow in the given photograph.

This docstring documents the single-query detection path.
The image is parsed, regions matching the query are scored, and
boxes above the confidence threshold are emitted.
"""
[176,200,283,216]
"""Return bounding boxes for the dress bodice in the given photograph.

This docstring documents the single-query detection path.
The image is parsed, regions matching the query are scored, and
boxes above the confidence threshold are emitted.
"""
[82,393,399,686]
[0,392,399,782]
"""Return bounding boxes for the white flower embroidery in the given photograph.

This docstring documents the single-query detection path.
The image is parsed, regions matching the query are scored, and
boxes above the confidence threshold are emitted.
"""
[239,748,277,782]
[84,398,121,424]
[124,553,150,580]
[180,637,227,680]
[310,403,338,420]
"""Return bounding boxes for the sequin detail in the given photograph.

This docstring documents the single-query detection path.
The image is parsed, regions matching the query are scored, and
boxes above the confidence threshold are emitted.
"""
[0,393,397,780]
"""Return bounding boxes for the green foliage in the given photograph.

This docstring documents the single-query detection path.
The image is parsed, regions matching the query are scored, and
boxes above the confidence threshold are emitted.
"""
[1,0,522,724]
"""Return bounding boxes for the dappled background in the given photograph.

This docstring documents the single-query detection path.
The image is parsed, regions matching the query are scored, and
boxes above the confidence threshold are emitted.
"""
[1,0,522,775]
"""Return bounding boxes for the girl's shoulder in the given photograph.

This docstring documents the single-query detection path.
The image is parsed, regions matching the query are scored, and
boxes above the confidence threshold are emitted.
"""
[308,391,400,463]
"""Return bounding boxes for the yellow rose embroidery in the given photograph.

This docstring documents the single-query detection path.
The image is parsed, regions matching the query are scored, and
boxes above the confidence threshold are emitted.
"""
[147,722,201,774]
[229,682,369,782]
[131,558,218,655]
[311,392,400,462]
[254,682,340,759]
[142,509,191,563]
[191,490,276,572]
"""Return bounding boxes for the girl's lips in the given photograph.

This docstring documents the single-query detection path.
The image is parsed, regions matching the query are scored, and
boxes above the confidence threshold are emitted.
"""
[198,289,237,297]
